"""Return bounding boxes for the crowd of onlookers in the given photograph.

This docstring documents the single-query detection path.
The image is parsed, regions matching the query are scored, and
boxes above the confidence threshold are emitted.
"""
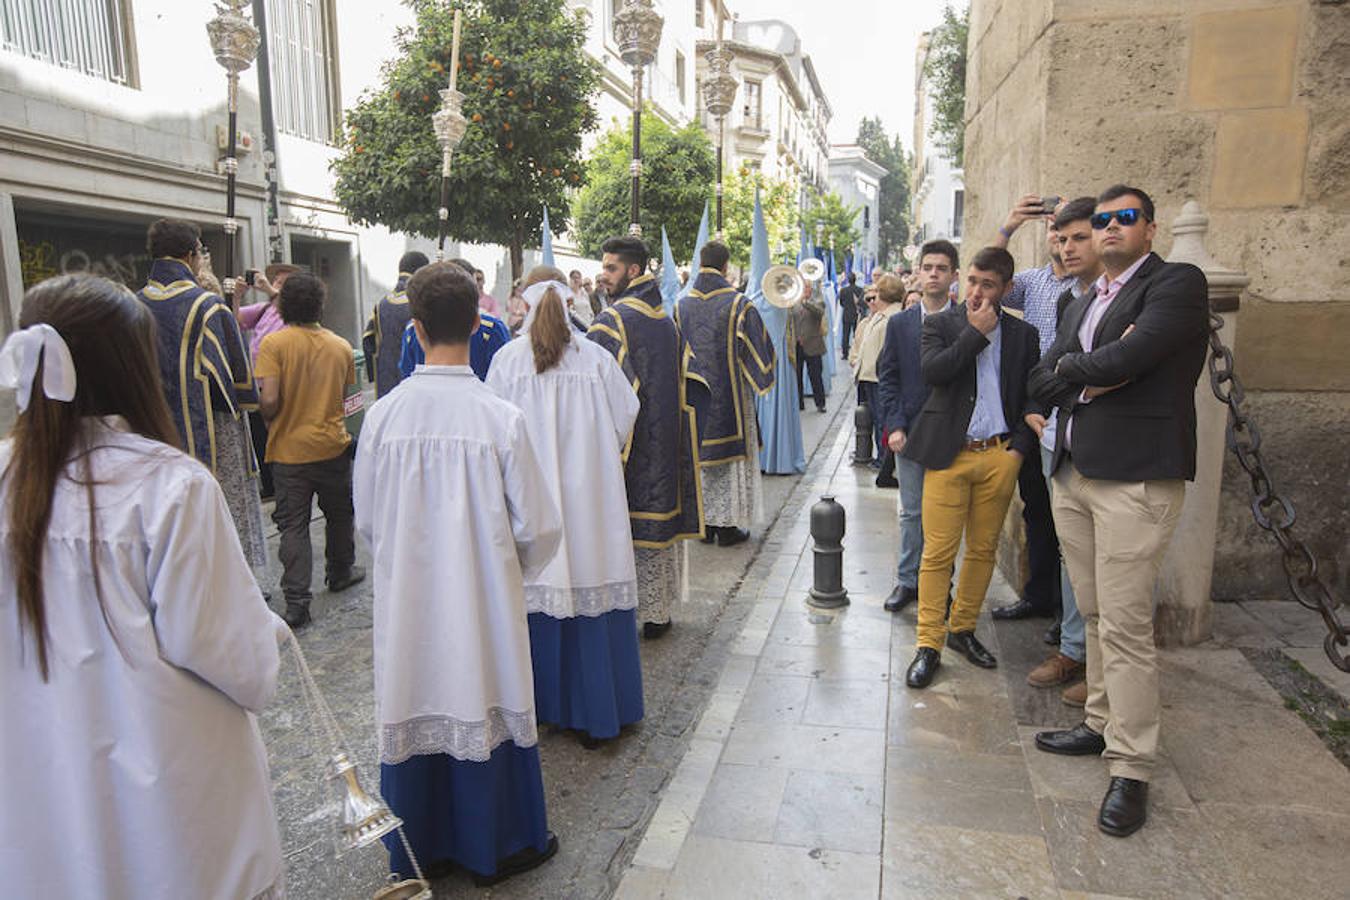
[832,185,1211,842]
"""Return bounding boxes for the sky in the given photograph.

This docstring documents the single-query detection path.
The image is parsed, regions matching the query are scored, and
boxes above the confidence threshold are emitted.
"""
[725,0,956,152]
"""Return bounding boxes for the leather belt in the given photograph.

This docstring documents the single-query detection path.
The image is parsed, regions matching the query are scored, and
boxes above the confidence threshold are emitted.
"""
[963,434,1009,452]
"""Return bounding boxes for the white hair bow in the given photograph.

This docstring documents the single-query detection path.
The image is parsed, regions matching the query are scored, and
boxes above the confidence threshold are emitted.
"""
[0,324,77,412]
[520,280,572,334]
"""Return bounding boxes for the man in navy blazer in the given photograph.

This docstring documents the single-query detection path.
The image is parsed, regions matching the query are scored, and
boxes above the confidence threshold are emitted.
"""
[875,239,958,613]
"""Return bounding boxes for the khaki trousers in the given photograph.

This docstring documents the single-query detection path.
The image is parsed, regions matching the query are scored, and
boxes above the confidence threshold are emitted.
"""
[916,443,1022,650]
[1051,462,1184,782]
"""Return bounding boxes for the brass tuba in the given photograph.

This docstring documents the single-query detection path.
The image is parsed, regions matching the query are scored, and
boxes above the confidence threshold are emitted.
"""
[761,259,826,309]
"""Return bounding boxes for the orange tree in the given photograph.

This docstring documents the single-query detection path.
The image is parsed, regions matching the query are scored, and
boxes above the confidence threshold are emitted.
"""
[332,0,599,278]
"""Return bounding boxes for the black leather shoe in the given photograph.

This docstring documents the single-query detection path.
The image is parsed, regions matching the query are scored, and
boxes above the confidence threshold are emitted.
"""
[946,630,997,668]
[884,585,917,613]
[1098,777,1149,837]
[283,601,311,629]
[643,621,672,640]
[1034,722,1106,756]
[717,526,750,547]
[472,832,560,886]
[874,473,899,488]
[991,597,1053,620]
[325,565,366,593]
[700,530,717,544]
[905,647,941,688]
[1044,618,1062,646]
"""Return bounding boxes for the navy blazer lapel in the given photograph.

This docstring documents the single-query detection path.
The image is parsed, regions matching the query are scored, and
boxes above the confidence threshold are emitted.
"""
[1092,252,1160,348]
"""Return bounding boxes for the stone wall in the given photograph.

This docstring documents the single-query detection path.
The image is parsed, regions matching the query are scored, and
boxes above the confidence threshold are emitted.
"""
[968,0,1349,600]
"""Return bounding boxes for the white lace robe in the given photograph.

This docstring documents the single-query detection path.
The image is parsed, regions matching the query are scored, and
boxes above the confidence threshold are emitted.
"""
[354,366,562,764]
[0,419,286,900]
[486,336,640,619]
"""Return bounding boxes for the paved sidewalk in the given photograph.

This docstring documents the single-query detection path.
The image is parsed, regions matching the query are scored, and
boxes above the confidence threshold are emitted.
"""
[615,412,1350,898]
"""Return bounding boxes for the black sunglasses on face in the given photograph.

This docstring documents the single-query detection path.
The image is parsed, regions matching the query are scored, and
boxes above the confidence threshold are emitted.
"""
[1091,208,1145,229]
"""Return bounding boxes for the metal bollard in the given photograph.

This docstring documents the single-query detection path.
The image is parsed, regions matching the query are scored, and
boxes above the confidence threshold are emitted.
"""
[852,401,874,465]
[807,495,849,609]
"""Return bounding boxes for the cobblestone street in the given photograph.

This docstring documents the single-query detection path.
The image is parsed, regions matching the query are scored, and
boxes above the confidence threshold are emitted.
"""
[258,385,854,898]
[259,386,1350,899]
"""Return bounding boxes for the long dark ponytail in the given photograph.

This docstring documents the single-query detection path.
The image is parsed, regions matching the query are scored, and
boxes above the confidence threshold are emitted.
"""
[4,274,181,680]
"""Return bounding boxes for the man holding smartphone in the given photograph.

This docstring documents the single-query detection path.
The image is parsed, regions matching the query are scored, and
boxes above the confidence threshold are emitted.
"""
[233,263,302,500]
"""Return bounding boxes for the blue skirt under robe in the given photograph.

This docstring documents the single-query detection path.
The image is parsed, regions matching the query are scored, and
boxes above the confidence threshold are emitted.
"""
[380,742,549,879]
[527,608,645,740]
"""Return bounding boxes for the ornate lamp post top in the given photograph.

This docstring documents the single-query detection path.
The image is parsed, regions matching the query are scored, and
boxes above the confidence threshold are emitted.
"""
[206,0,260,75]
[614,0,663,70]
[702,43,737,118]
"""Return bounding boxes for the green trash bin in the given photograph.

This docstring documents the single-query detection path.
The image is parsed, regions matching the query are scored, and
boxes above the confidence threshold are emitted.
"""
[345,347,370,441]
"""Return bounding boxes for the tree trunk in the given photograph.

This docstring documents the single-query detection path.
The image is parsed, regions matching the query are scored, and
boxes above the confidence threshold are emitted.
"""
[510,223,525,282]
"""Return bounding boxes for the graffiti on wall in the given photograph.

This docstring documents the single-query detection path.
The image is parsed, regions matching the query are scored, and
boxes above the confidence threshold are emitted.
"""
[19,238,153,290]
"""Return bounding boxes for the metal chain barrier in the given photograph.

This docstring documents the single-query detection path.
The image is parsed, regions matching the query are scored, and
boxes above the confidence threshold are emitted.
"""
[1206,311,1350,672]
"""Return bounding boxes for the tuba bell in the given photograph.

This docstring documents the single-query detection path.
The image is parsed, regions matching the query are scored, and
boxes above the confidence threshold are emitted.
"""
[799,257,826,285]
[761,264,803,309]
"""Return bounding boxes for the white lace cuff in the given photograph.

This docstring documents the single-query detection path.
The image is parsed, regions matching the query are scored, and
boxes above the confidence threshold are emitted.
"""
[525,580,638,618]
[380,707,539,765]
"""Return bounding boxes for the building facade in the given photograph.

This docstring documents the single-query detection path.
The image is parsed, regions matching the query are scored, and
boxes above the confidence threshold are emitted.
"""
[0,0,422,358]
[826,145,886,266]
[694,18,832,216]
[910,31,964,250]
[964,0,1348,601]
[0,0,839,373]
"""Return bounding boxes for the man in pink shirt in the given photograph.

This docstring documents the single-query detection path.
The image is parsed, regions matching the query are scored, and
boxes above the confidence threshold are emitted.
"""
[233,262,301,499]
[1028,185,1209,838]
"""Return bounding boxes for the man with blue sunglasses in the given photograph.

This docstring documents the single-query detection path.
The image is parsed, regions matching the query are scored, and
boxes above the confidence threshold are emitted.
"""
[1028,184,1209,839]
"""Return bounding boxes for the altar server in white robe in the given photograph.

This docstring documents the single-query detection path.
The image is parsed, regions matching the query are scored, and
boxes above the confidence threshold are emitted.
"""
[487,265,643,747]
[1,274,286,900]
[355,261,563,886]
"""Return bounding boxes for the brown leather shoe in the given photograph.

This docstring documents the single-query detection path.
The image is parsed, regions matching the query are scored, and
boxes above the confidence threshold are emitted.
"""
[1027,653,1085,688]
[1062,681,1088,707]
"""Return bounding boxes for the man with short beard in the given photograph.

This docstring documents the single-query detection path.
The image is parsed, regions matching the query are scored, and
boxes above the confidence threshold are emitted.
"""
[588,236,710,639]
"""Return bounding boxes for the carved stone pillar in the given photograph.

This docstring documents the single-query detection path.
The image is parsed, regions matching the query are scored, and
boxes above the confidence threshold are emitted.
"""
[1155,200,1249,645]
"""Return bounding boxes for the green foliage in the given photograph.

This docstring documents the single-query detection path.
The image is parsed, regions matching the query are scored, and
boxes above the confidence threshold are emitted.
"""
[803,191,860,258]
[923,3,968,167]
[722,167,799,272]
[571,111,716,260]
[856,116,913,267]
[331,0,600,277]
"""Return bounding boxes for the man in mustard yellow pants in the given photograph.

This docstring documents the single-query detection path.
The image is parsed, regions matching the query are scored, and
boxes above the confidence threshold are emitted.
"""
[898,247,1042,689]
